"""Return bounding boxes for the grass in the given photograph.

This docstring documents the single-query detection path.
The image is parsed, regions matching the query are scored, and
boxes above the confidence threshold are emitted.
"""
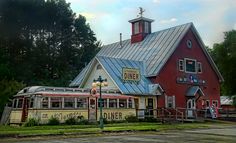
[0,121,234,137]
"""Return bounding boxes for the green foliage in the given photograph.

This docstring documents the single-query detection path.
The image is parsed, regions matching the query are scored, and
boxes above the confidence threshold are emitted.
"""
[210,30,236,95]
[23,118,40,127]
[0,0,100,87]
[65,117,78,125]
[47,117,60,125]
[125,115,139,122]
[0,79,25,118]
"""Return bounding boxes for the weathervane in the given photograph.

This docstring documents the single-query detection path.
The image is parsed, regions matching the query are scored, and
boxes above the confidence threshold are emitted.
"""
[138,7,145,17]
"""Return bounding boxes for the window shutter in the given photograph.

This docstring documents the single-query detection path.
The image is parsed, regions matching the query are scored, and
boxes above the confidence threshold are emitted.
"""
[172,96,176,108]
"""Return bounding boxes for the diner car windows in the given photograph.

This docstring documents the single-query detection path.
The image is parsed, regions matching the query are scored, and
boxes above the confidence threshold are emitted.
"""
[109,99,117,108]
[77,98,87,108]
[51,97,62,108]
[64,97,75,108]
[185,58,196,73]
[119,99,127,108]
[42,97,49,108]
[98,99,107,108]
[17,98,23,108]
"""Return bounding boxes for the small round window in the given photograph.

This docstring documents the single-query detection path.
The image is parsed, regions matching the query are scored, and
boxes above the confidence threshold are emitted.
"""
[186,40,192,48]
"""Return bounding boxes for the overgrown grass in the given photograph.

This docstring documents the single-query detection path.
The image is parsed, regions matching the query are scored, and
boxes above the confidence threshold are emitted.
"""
[0,122,233,136]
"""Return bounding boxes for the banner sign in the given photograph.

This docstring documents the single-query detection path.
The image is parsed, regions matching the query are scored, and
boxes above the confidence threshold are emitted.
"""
[122,68,140,82]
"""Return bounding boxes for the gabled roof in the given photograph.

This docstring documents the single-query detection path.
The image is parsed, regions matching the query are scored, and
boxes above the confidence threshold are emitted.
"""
[97,56,151,95]
[70,22,223,89]
[186,86,205,97]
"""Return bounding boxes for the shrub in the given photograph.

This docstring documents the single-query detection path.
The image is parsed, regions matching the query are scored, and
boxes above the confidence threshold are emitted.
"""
[125,115,139,122]
[23,118,39,127]
[78,119,89,125]
[65,117,78,125]
[47,117,60,125]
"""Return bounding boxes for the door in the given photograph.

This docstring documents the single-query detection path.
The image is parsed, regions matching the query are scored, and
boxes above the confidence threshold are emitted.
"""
[21,97,29,122]
[187,99,195,118]
[88,97,97,122]
[146,98,154,117]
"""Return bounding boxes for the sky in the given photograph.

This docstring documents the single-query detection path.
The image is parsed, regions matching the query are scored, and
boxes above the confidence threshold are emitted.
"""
[67,0,236,47]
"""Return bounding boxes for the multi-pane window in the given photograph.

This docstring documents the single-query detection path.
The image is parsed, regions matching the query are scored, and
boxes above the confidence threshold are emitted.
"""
[212,100,218,107]
[109,99,117,108]
[144,22,149,33]
[206,100,210,108]
[13,99,17,108]
[51,97,62,108]
[99,99,107,108]
[178,59,184,71]
[28,98,34,108]
[119,99,127,108]
[64,97,75,108]
[134,22,139,34]
[197,62,202,73]
[128,99,133,108]
[17,98,23,108]
[77,98,87,108]
[42,97,49,108]
[185,59,196,73]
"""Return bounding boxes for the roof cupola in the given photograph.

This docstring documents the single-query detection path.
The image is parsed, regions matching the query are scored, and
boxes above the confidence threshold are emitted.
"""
[129,7,154,44]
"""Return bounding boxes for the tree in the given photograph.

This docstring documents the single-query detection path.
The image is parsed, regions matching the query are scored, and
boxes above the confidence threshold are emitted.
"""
[210,30,236,95]
[0,0,100,86]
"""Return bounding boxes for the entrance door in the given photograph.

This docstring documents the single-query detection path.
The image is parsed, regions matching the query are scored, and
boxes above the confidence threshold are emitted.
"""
[187,99,195,118]
[21,97,29,122]
[88,97,97,122]
[146,98,154,117]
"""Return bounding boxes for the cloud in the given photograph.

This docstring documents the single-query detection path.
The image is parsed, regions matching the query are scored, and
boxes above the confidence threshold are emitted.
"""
[234,24,236,30]
[78,12,95,20]
[159,18,177,24]
[153,0,161,4]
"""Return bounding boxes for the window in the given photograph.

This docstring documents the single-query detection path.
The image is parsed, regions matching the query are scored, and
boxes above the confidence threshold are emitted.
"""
[51,97,62,108]
[64,97,75,108]
[212,100,218,108]
[109,99,117,108]
[13,99,17,108]
[134,22,139,34]
[17,98,23,108]
[185,58,196,73]
[77,98,87,108]
[165,96,175,108]
[178,59,184,71]
[98,99,107,108]
[128,99,133,108]
[206,100,210,108]
[42,97,49,108]
[119,99,127,108]
[186,40,192,48]
[96,64,102,70]
[144,22,149,33]
[28,98,34,108]
[197,62,202,73]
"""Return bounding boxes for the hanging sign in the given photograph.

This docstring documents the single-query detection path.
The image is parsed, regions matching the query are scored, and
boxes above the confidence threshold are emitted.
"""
[122,68,140,82]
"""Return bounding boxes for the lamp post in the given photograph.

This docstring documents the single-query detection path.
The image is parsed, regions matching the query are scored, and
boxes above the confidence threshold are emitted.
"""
[92,76,108,129]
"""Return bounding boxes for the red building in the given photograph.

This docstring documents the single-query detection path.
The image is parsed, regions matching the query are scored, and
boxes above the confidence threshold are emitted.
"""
[70,15,223,120]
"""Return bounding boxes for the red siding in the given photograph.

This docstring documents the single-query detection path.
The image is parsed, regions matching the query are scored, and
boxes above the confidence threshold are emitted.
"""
[151,29,221,109]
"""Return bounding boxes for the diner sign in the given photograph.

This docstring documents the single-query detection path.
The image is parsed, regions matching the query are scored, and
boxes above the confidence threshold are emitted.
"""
[122,68,140,82]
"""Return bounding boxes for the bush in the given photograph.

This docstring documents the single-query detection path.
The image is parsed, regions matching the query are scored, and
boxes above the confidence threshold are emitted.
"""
[65,117,78,125]
[23,118,39,127]
[125,115,139,122]
[78,119,89,125]
[47,117,60,125]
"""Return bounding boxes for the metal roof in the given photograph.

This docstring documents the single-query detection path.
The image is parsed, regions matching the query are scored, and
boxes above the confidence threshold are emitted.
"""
[97,56,151,95]
[186,86,205,97]
[70,22,224,92]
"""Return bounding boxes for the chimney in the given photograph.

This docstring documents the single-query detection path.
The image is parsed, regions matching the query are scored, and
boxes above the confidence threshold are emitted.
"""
[119,33,123,48]
[129,8,154,44]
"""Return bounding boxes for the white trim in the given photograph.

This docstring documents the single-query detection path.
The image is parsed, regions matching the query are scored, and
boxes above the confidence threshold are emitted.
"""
[184,58,197,74]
